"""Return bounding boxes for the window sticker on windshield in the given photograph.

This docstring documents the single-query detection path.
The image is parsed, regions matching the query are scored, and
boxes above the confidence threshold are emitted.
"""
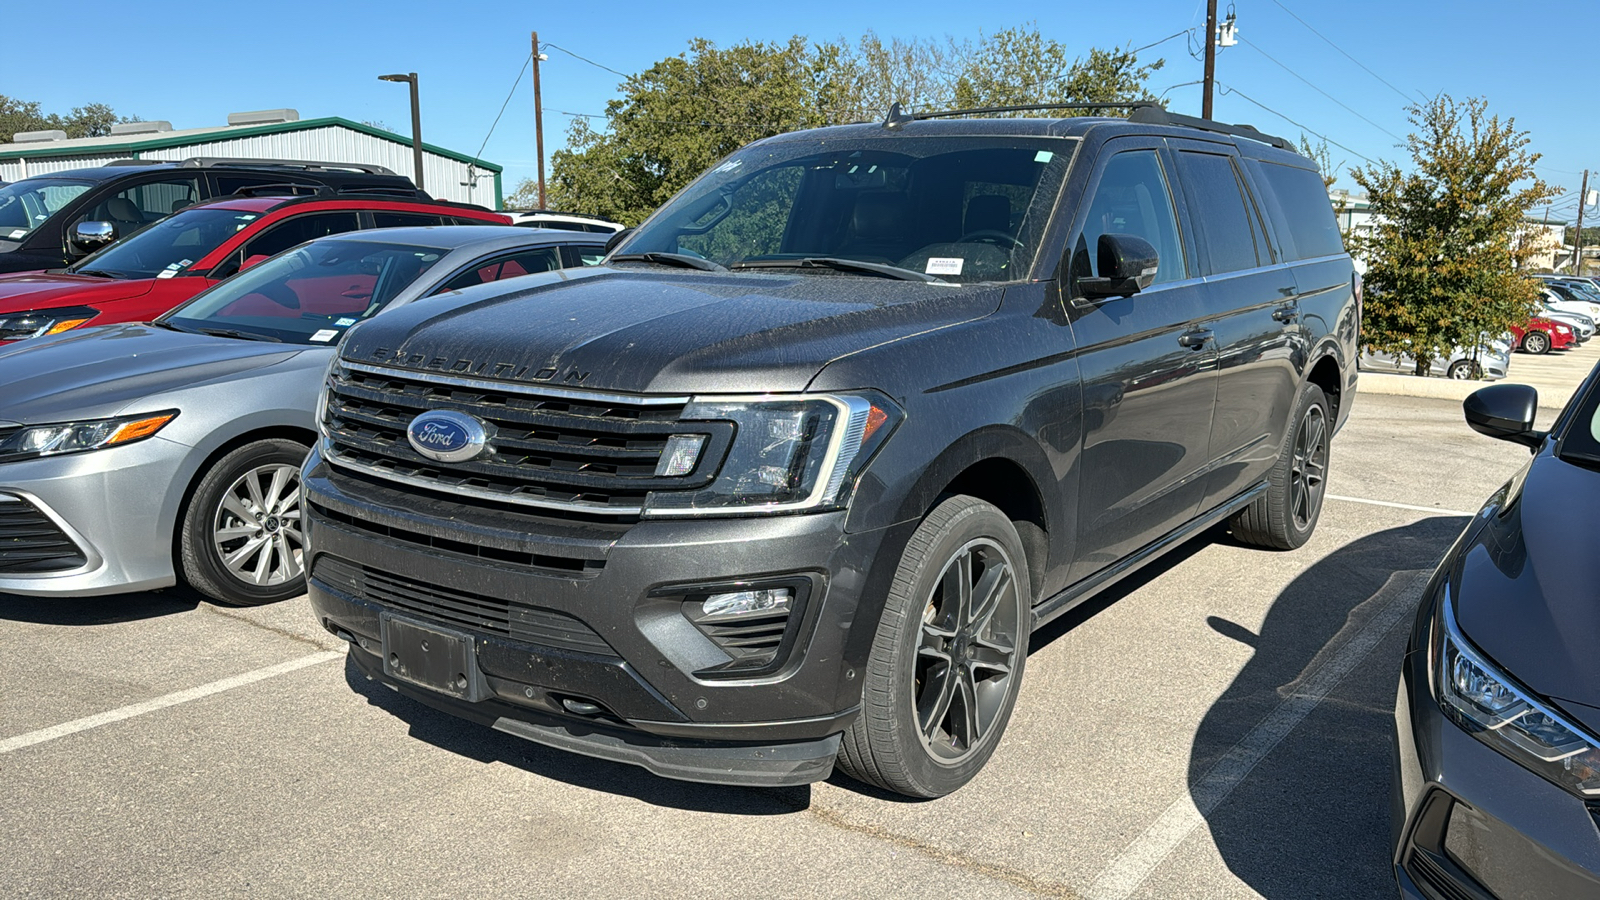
[1034,150,1054,163]
[7,230,25,239]
[713,159,744,174]
[926,257,965,276]
[310,329,339,342]
[335,317,358,326]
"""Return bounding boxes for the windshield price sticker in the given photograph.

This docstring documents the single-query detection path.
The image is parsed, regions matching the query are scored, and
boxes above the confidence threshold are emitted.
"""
[1034,150,1054,163]
[335,317,358,326]
[7,230,25,240]
[156,259,192,279]
[310,329,339,343]
[925,257,965,276]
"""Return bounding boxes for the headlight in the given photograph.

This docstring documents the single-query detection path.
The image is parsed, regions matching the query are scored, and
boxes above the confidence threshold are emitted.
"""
[1556,325,1571,334]
[642,391,902,516]
[0,411,178,463]
[1437,587,1600,796]
[0,306,99,341]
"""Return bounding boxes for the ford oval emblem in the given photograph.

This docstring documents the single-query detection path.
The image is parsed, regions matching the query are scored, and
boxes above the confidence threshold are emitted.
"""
[406,409,492,463]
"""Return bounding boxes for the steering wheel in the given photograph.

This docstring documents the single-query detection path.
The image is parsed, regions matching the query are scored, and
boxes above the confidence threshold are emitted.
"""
[958,229,1024,249]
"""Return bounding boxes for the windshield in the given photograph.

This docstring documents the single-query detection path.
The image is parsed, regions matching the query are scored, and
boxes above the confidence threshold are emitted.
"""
[0,178,92,240]
[617,135,1076,283]
[163,239,446,345]
[68,207,264,279]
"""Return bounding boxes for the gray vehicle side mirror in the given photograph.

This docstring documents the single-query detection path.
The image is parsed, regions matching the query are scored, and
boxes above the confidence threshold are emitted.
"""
[1464,384,1545,450]
[603,227,634,255]
[70,221,116,255]
[1078,233,1159,299]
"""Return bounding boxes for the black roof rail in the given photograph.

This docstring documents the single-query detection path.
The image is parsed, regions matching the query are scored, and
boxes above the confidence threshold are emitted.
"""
[882,101,1162,128]
[1126,106,1294,151]
[175,157,398,175]
[104,159,168,167]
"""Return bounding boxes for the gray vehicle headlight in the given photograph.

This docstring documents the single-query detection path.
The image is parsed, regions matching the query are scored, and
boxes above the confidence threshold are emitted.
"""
[1437,587,1600,796]
[642,392,902,517]
[0,411,178,463]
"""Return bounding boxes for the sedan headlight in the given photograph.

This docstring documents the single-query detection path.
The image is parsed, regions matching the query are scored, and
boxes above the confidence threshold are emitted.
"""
[0,411,178,463]
[642,392,902,516]
[0,306,99,341]
[1437,587,1600,797]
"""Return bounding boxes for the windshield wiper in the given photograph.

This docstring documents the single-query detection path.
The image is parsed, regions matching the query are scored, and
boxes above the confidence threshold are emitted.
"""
[146,320,200,334]
[197,327,281,343]
[72,269,122,279]
[609,252,727,272]
[729,257,944,283]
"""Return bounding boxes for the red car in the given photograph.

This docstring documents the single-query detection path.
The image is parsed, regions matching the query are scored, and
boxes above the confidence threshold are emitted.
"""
[0,192,509,341]
[1509,316,1576,354]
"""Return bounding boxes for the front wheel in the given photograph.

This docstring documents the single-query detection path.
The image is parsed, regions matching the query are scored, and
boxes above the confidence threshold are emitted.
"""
[1230,382,1331,550]
[836,496,1030,798]
[1523,331,1551,354]
[1446,360,1482,380]
[179,438,310,606]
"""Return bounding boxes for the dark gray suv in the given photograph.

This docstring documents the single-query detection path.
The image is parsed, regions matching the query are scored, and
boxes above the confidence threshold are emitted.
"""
[303,104,1359,798]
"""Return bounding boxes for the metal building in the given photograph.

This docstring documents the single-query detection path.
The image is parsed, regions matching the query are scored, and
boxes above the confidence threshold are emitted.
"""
[0,109,503,208]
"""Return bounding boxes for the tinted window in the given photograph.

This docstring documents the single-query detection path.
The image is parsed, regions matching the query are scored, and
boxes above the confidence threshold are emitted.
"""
[211,211,362,278]
[1176,151,1260,275]
[1070,149,1184,293]
[1255,161,1345,260]
[83,177,202,235]
[436,247,562,292]
[214,175,320,196]
[371,212,445,228]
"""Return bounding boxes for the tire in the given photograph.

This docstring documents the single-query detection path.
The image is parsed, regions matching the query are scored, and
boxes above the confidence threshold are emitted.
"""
[1523,331,1551,354]
[179,438,310,606]
[1446,360,1481,380]
[836,496,1031,798]
[1229,382,1331,550]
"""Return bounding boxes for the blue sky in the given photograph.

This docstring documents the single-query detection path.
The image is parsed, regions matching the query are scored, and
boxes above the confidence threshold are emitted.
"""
[5,1,1593,221]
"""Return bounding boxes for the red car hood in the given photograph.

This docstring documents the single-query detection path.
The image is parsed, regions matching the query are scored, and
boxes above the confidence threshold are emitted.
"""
[0,272,156,313]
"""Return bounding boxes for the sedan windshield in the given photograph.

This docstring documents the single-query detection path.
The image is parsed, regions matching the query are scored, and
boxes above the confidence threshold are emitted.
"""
[162,239,446,345]
[68,207,264,279]
[617,135,1076,284]
[0,179,92,240]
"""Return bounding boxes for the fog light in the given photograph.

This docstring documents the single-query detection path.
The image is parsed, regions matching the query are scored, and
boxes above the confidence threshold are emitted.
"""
[655,434,706,477]
[702,588,792,618]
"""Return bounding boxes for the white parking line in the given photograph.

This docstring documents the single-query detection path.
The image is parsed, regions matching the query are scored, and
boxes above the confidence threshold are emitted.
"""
[0,650,344,756]
[1327,494,1478,517]
[1083,570,1428,900]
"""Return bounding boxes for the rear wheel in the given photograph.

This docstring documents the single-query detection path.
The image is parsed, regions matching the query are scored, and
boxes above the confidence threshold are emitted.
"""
[1523,331,1551,354]
[836,496,1030,798]
[179,438,310,606]
[1230,382,1330,550]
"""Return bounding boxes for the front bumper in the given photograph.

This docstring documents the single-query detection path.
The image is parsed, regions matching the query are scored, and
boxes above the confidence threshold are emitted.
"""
[0,436,187,596]
[304,453,901,786]
[1393,652,1600,898]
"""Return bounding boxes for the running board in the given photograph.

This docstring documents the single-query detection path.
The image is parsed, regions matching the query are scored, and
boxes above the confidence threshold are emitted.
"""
[1030,481,1270,631]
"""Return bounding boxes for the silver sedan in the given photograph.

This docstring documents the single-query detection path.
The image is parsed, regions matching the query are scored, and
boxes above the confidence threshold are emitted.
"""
[1358,339,1512,380]
[0,226,607,605]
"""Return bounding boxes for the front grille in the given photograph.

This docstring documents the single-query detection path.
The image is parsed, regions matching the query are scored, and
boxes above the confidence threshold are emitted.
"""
[314,556,618,658]
[0,496,87,574]
[310,500,608,577]
[322,362,727,515]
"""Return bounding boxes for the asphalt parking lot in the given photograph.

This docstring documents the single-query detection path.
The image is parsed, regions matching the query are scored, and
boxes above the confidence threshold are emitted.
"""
[0,386,1563,899]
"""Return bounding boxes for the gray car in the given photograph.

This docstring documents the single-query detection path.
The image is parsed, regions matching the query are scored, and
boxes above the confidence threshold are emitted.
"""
[0,225,606,605]
[1359,339,1513,380]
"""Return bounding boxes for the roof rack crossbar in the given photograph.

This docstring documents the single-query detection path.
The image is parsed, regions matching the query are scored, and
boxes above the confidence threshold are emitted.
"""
[172,157,398,175]
[883,101,1162,128]
[1126,106,1294,151]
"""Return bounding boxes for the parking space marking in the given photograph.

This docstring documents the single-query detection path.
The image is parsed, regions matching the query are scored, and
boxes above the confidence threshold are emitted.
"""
[0,650,344,756]
[1082,570,1428,900]
[1327,494,1477,517]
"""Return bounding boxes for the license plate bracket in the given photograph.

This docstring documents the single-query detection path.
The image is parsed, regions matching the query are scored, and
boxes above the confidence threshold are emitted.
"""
[380,614,482,701]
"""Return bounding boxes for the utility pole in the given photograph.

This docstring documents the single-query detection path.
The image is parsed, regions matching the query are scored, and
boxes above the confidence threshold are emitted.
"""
[1577,169,1589,275]
[532,31,547,210]
[1202,0,1218,119]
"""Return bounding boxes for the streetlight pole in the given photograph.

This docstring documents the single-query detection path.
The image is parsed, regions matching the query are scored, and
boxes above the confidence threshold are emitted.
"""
[379,72,425,192]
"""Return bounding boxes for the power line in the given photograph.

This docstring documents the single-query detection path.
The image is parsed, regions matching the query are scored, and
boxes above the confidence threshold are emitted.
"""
[541,42,632,80]
[471,52,534,164]
[1216,82,1373,164]
[1131,29,1196,56]
[1266,0,1422,105]
[1237,36,1404,143]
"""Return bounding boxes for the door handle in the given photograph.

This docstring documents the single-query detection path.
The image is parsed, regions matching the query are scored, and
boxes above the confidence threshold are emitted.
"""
[1178,329,1214,349]
[1272,305,1299,323]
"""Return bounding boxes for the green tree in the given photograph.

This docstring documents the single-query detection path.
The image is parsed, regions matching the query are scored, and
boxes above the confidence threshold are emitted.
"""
[0,95,137,143]
[951,27,1162,114]
[1351,95,1559,376]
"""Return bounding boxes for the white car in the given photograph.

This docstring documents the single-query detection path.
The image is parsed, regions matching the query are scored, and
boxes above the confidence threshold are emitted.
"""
[506,210,625,234]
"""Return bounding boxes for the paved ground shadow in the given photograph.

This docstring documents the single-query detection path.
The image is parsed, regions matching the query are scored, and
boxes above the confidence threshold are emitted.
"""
[1191,515,1468,899]
[0,587,198,625]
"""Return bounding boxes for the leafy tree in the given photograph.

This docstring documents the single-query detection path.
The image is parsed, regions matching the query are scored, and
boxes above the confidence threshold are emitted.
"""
[0,94,137,143]
[1350,95,1559,376]
[951,28,1162,114]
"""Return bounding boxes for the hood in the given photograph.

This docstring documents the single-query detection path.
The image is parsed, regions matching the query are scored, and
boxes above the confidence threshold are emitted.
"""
[342,266,1004,394]
[0,323,302,423]
[1452,452,1600,733]
[0,271,155,313]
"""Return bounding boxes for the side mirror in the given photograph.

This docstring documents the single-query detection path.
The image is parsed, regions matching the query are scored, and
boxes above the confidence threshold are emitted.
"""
[1078,233,1159,299]
[1464,384,1545,450]
[603,227,634,255]
[70,221,116,255]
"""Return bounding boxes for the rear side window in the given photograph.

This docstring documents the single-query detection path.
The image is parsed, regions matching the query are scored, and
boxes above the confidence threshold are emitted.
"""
[1175,151,1261,275]
[1254,161,1345,260]
[210,211,361,278]
[372,212,446,228]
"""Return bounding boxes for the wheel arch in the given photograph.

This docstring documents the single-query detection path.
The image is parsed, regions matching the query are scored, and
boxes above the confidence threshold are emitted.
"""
[165,419,318,568]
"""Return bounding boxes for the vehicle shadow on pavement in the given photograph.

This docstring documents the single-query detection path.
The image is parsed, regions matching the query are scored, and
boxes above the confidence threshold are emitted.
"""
[0,588,198,624]
[340,656,813,815]
[1191,516,1468,899]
